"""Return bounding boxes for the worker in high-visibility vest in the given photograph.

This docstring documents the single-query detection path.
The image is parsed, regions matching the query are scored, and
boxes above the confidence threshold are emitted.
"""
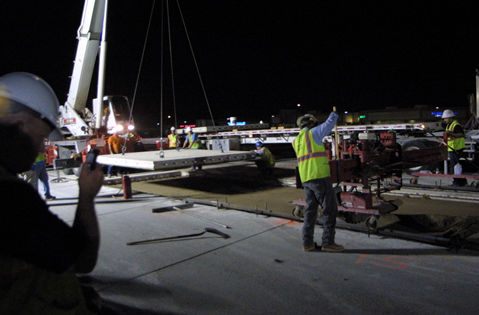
[183,127,202,170]
[442,109,467,186]
[32,151,56,200]
[292,112,344,252]
[168,126,178,148]
[251,141,275,175]
[183,127,200,149]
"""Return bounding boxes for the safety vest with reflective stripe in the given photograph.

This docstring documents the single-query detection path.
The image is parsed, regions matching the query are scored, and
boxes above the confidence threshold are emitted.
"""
[293,129,330,183]
[168,134,177,148]
[446,120,465,152]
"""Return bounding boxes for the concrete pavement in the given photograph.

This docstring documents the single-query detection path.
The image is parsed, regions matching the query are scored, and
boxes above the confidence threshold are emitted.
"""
[44,169,479,315]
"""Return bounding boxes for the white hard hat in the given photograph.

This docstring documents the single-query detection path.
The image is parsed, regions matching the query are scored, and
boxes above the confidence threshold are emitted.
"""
[185,127,192,132]
[441,109,455,119]
[170,126,175,131]
[296,114,317,127]
[0,72,62,140]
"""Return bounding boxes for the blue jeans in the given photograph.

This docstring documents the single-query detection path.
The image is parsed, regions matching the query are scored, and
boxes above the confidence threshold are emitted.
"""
[34,161,51,197]
[107,165,123,175]
[302,177,338,247]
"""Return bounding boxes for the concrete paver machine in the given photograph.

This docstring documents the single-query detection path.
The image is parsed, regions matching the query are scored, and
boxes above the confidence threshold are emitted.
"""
[294,131,447,228]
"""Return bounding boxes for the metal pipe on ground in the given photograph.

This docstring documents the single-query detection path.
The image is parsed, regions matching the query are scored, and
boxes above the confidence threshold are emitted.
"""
[126,228,230,246]
[184,198,479,251]
[152,203,231,229]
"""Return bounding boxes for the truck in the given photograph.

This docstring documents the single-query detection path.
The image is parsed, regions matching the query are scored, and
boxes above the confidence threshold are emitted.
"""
[191,121,443,168]
[192,107,479,175]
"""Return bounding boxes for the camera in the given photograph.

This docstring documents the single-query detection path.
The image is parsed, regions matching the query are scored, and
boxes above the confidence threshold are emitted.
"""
[86,148,100,171]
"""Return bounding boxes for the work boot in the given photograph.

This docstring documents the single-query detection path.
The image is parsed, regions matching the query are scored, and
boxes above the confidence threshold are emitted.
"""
[302,242,321,252]
[45,194,56,200]
[321,243,344,252]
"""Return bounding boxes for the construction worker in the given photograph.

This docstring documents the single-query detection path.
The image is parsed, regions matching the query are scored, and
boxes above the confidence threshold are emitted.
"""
[292,112,344,252]
[168,126,178,148]
[0,72,104,313]
[107,130,125,177]
[101,106,109,127]
[251,141,275,174]
[32,151,56,200]
[183,127,200,149]
[125,130,143,152]
[442,109,467,186]
[183,127,202,170]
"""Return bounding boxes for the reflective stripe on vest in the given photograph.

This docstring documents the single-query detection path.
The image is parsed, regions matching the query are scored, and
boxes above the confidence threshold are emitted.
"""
[446,120,465,151]
[293,129,330,182]
[168,134,177,148]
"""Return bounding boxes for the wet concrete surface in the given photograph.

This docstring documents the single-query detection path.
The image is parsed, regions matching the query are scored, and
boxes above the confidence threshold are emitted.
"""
[118,159,479,215]
[115,158,479,244]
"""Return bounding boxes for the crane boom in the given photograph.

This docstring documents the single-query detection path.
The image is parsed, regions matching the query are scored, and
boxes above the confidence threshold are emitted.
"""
[58,0,132,138]
[58,0,115,137]
[67,0,105,112]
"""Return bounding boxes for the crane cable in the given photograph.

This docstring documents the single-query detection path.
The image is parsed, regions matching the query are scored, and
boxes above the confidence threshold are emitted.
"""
[121,0,158,155]
[129,0,223,156]
[176,0,223,152]
[129,1,156,125]
[167,1,177,130]
[158,0,165,157]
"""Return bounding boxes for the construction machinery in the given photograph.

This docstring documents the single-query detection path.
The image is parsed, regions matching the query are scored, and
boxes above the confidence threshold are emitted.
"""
[59,0,134,138]
[47,0,137,172]
[44,0,479,183]
[292,130,448,228]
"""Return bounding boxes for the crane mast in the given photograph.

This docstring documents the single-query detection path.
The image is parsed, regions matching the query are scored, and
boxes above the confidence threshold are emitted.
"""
[59,0,128,138]
[67,0,105,112]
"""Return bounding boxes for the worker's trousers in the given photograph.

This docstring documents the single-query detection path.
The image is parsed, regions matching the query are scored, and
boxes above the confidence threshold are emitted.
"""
[33,161,51,197]
[302,177,338,247]
[448,149,467,186]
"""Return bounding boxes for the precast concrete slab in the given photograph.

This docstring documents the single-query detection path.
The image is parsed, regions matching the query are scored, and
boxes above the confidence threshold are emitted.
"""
[96,149,257,171]
[44,176,479,315]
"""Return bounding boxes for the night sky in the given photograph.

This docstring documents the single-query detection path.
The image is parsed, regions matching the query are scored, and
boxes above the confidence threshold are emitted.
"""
[1,1,478,130]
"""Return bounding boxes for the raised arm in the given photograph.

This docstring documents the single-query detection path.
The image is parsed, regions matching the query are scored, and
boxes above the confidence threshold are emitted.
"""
[71,163,104,273]
[311,112,338,145]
